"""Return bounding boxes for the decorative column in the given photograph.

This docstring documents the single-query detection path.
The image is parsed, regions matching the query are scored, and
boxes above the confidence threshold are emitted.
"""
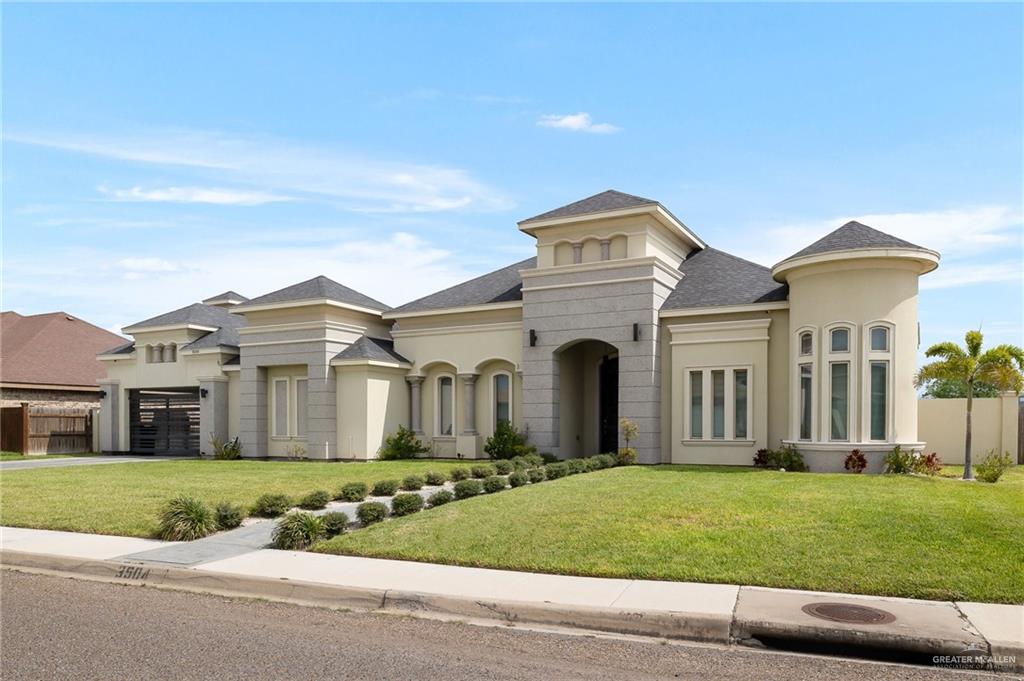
[459,373,478,435]
[600,239,611,261]
[407,376,424,434]
[572,243,583,264]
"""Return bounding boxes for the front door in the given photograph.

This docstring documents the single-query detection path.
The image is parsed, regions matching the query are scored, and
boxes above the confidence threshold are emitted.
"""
[598,356,618,453]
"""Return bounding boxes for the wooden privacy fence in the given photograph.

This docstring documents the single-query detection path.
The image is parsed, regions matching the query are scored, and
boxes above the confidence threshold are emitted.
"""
[0,403,93,454]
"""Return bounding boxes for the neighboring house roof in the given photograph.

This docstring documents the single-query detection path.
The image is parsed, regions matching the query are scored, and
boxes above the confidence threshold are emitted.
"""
[520,190,658,224]
[239,275,391,312]
[780,221,923,263]
[662,248,789,310]
[333,336,410,364]
[0,311,126,387]
[388,257,536,315]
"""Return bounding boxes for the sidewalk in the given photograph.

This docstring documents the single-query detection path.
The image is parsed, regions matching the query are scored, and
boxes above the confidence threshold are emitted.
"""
[1,525,1020,672]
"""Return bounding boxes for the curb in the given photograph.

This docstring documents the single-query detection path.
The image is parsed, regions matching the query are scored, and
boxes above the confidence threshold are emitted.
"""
[0,550,731,644]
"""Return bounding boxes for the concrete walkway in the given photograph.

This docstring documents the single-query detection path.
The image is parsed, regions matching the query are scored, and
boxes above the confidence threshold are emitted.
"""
[1,524,1020,672]
[0,456,170,471]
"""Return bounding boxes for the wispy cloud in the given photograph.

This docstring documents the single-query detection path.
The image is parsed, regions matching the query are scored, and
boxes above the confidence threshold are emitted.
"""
[920,260,1022,290]
[99,185,294,206]
[7,129,513,214]
[537,112,621,134]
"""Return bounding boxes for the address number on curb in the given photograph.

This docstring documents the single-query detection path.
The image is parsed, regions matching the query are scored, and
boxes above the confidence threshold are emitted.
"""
[115,565,151,581]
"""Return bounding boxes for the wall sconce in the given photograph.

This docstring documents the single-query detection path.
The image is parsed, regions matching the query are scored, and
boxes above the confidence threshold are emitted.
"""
[633,323,640,342]
[98,389,106,399]
[200,388,209,398]
[529,329,537,347]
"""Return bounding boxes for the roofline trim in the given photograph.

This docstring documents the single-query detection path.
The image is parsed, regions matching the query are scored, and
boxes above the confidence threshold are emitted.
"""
[517,204,706,250]
[771,247,941,281]
[659,301,790,318]
[390,320,522,338]
[382,300,522,320]
[330,358,412,370]
[122,322,219,334]
[231,298,388,316]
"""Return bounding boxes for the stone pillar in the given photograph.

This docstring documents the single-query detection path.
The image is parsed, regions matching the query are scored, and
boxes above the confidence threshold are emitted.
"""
[239,365,267,458]
[459,373,478,435]
[600,239,611,261]
[407,376,424,434]
[163,344,175,363]
[97,379,120,452]
[572,243,583,264]
[198,376,230,457]
[305,359,337,460]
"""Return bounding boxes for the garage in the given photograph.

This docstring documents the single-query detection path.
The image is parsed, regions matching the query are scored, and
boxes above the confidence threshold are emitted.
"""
[128,388,200,455]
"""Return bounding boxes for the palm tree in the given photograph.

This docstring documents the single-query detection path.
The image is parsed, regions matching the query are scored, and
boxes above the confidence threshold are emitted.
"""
[914,330,1024,480]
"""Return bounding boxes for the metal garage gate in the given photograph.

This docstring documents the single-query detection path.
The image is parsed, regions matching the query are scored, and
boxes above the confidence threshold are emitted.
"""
[128,388,201,455]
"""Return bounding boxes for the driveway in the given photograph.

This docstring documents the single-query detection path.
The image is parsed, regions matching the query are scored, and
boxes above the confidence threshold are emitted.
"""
[0,455,171,471]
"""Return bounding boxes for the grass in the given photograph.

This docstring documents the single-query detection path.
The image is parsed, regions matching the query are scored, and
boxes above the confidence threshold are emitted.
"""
[0,451,104,461]
[0,459,462,538]
[0,452,26,461]
[316,464,1024,604]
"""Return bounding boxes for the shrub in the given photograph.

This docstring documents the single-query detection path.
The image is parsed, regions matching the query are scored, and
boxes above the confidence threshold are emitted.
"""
[483,475,506,493]
[775,445,806,472]
[285,444,307,461]
[484,421,538,460]
[298,490,331,510]
[567,458,588,475]
[592,454,616,470]
[214,501,245,530]
[522,452,545,468]
[356,501,388,525]
[401,475,425,491]
[336,482,368,503]
[884,445,916,475]
[617,448,638,466]
[753,448,770,467]
[391,492,425,516]
[321,511,349,537]
[424,470,448,486]
[210,435,242,460]
[493,460,514,475]
[508,471,528,488]
[453,479,483,499]
[471,464,496,479]
[545,462,569,480]
[844,449,867,474]
[620,416,639,447]
[976,450,1013,483]
[449,467,470,481]
[919,452,943,476]
[272,512,325,550]
[378,425,430,460]
[428,489,455,507]
[527,467,546,484]
[159,495,216,541]
[540,452,558,464]
[371,479,400,496]
[509,456,529,471]
[252,493,292,518]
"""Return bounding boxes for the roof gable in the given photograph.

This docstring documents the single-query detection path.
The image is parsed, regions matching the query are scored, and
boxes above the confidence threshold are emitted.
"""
[333,336,410,364]
[125,302,245,332]
[520,190,658,224]
[240,275,390,312]
[388,257,536,315]
[1,311,126,387]
[781,221,923,263]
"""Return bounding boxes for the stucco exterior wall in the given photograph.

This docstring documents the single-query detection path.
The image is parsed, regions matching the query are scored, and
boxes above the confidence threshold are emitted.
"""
[918,394,1019,463]
[336,365,409,459]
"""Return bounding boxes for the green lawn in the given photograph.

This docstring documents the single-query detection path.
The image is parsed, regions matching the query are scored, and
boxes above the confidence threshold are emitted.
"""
[317,465,1024,604]
[0,452,26,461]
[0,459,461,538]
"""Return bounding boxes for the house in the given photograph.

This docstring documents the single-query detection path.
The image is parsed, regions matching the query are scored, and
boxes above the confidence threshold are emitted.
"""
[97,190,939,470]
[1,311,125,408]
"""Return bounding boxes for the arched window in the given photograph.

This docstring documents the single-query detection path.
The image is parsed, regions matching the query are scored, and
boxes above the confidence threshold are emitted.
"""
[799,332,813,356]
[493,372,511,428]
[824,323,856,442]
[437,375,454,436]
[864,323,894,441]
[869,326,889,352]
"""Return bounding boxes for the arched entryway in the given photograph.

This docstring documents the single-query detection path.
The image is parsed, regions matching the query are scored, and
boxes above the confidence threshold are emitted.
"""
[554,339,618,457]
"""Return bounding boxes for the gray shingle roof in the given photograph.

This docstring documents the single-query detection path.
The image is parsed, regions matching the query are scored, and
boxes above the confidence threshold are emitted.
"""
[126,303,245,332]
[389,257,536,314]
[662,248,789,310]
[780,221,924,263]
[202,290,249,303]
[223,355,240,366]
[520,190,658,224]
[333,336,410,364]
[181,326,242,351]
[100,340,136,356]
[241,275,390,312]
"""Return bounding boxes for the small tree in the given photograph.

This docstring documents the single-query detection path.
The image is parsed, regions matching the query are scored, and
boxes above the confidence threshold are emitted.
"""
[618,417,639,465]
[378,425,430,460]
[914,330,1023,480]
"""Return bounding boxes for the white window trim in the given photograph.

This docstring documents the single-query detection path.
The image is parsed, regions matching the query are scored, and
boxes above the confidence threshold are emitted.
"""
[798,362,814,441]
[683,364,753,442]
[823,322,857,442]
[862,320,895,442]
[436,373,456,437]
[799,330,814,357]
[791,326,818,441]
[491,371,513,433]
[294,378,308,440]
[271,377,290,438]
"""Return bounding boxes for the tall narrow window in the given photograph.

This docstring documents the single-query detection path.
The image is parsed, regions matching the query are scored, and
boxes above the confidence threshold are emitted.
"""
[689,371,703,439]
[830,362,849,441]
[273,379,289,437]
[438,376,454,436]
[295,379,308,438]
[493,374,510,426]
[799,364,813,440]
[711,370,725,439]
[870,327,889,351]
[830,328,849,353]
[800,332,813,356]
[870,361,888,440]
[734,369,748,439]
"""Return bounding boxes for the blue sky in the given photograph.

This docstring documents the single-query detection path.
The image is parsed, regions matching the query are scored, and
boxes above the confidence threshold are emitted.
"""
[3,3,1021,356]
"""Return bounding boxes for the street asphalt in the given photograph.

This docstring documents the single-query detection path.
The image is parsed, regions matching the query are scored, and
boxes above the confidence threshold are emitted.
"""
[1,570,998,681]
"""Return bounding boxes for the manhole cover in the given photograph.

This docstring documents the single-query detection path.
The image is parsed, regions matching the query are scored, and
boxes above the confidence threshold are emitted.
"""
[801,602,896,625]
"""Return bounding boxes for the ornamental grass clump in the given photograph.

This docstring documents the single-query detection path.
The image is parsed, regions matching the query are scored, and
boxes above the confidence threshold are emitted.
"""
[391,492,425,516]
[356,501,388,525]
[298,490,331,510]
[159,495,217,541]
[453,479,483,500]
[336,482,368,503]
[424,470,448,486]
[214,501,245,530]
[321,511,349,537]
[371,479,400,496]
[251,493,293,518]
[272,512,325,550]
[976,450,1013,483]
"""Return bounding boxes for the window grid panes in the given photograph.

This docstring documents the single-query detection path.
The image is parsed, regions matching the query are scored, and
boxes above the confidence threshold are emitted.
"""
[800,333,812,355]
[830,362,848,441]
